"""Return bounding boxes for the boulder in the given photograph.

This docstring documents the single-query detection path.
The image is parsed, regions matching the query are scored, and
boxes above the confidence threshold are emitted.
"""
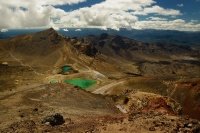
[42,113,65,126]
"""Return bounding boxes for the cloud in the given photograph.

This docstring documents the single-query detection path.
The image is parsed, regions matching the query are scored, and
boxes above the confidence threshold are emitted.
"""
[0,0,86,7]
[0,29,8,32]
[0,0,156,30]
[60,6,138,31]
[0,0,199,31]
[63,28,69,31]
[134,19,200,31]
[0,5,66,29]
[133,5,182,16]
[0,0,85,30]
[75,29,82,31]
[147,17,168,21]
[59,0,167,30]
[177,4,184,7]
[59,1,182,30]
[191,20,199,23]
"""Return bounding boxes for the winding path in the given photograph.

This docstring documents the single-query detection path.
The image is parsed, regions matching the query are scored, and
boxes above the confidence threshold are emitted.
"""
[93,80,125,94]
[2,48,43,75]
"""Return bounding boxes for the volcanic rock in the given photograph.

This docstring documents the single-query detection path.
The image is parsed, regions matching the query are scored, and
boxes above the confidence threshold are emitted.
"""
[42,113,65,126]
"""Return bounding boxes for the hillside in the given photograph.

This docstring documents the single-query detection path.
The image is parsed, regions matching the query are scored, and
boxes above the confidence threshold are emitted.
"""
[0,28,200,132]
[83,33,200,76]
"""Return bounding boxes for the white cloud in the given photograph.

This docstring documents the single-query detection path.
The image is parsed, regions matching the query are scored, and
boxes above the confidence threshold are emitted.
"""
[0,4,66,29]
[0,0,157,30]
[0,0,199,31]
[147,17,168,21]
[133,5,182,16]
[191,20,199,23]
[59,0,159,30]
[188,20,199,25]
[0,29,8,32]
[75,29,82,31]
[92,0,155,11]
[134,19,200,31]
[0,0,86,7]
[60,5,138,31]
[59,1,182,30]
[177,4,184,7]
[63,28,68,31]
[0,0,85,30]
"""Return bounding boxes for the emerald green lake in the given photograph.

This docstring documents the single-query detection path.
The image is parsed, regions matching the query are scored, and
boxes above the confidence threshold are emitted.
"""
[62,66,71,72]
[63,78,97,89]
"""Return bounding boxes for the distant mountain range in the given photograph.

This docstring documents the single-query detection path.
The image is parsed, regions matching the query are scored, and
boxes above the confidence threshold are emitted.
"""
[1,28,200,49]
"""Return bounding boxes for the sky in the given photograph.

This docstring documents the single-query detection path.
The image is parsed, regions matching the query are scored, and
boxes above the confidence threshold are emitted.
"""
[0,0,200,32]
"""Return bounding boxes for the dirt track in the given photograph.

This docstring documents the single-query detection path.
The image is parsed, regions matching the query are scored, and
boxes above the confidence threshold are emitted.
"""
[93,80,125,94]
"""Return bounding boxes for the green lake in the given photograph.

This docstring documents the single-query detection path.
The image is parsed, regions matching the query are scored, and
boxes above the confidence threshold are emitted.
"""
[63,78,97,89]
[61,66,71,72]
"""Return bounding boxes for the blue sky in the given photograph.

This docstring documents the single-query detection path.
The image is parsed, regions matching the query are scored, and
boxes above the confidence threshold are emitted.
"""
[156,0,200,21]
[55,0,105,11]
[0,0,200,32]
[56,0,200,21]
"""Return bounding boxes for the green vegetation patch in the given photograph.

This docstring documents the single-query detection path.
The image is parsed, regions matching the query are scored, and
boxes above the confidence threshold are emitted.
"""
[63,78,97,89]
[61,66,71,72]
[50,79,58,83]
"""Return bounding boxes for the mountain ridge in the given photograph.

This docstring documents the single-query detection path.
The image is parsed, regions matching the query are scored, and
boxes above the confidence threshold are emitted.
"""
[1,28,199,76]
[1,28,200,49]
[0,28,200,132]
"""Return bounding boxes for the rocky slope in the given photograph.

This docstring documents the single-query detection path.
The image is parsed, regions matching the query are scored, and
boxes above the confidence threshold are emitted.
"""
[1,83,200,133]
[1,28,199,76]
[83,33,200,76]
[0,28,200,132]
